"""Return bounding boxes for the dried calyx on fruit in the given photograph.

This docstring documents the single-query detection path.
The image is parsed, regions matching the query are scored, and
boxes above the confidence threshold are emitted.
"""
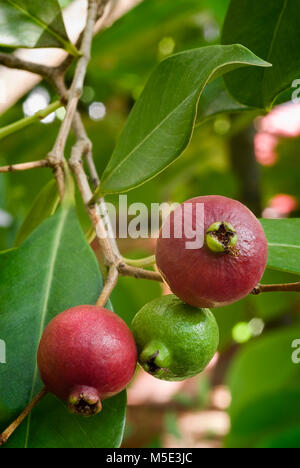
[156,195,268,308]
[37,306,137,417]
[205,221,238,256]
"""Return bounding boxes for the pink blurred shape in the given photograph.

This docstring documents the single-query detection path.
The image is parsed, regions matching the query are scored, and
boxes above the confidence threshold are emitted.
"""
[128,371,184,406]
[269,194,298,215]
[262,193,298,219]
[254,132,278,166]
[255,103,300,166]
[259,103,300,138]
[128,353,219,406]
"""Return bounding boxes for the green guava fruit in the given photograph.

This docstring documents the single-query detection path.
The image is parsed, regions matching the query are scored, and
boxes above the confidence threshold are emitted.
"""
[132,295,219,381]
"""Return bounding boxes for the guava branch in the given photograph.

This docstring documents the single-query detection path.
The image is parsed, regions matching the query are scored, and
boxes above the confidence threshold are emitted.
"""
[69,118,163,301]
[0,388,47,447]
[0,160,50,173]
[0,54,72,100]
[97,266,119,307]
[118,262,163,282]
[48,0,101,200]
[96,262,163,309]
[0,53,58,82]
[253,282,300,294]
[50,0,101,158]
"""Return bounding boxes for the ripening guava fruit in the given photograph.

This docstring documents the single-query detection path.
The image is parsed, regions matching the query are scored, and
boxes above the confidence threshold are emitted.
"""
[37,306,137,416]
[132,295,219,381]
[156,195,268,308]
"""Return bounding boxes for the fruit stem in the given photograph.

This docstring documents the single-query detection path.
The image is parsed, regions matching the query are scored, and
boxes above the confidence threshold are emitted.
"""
[122,255,156,268]
[252,282,300,294]
[0,387,48,447]
[68,386,102,417]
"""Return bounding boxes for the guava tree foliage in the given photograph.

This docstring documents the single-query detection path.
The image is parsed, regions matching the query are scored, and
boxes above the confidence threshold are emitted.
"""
[0,0,299,449]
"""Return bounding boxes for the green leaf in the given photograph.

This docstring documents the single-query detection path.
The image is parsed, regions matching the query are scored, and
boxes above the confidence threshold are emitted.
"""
[256,423,300,448]
[222,0,300,108]
[261,218,300,275]
[0,0,78,55]
[4,392,126,448]
[0,204,125,448]
[14,180,59,247]
[196,77,250,124]
[227,325,300,420]
[98,45,270,195]
[227,391,300,448]
[226,325,300,447]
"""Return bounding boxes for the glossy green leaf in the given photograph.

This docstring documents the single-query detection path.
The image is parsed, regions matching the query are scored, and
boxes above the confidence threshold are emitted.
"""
[222,0,300,108]
[261,218,300,275]
[227,391,300,448]
[4,392,126,448]
[0,0,78,55]
[256,423,300,448]
[98,45,270,195]
[226,325,300,447]
[227,325,300,420]
[14,180,59,247]
[0,204,125,448]
[196,77,250,124]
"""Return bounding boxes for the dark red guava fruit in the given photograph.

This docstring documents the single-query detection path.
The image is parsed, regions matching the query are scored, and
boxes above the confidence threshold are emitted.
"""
[37,306,137,416]
[156,195,268,308]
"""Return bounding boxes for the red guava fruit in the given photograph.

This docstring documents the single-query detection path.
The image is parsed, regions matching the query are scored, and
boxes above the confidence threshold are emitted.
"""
[37,306,137,416]
[156,195,268,308]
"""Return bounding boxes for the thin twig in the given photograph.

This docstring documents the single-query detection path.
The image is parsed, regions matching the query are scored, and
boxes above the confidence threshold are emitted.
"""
[72,112,100,188]
[0,53,57,82]
[69,139,119,266]
[0,160,49,173]
[0,388,48,447]
[47,0,101,200]
[70,111,163,295]
[97,265,119,306]
[0,53,69,100]
[0,101,62,141]
[123,255,156,268]
[117,262,163,282]
[252,282,300,295]
[48,0,100,165]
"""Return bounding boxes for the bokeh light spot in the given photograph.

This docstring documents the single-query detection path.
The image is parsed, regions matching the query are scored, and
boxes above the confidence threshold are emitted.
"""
[159,37,175,57]
[23,87,55,124]
[232,322,252,344]
[89,102,106,121]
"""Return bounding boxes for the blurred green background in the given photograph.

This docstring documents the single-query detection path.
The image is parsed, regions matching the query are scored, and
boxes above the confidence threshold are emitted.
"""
[1,0,300,448]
